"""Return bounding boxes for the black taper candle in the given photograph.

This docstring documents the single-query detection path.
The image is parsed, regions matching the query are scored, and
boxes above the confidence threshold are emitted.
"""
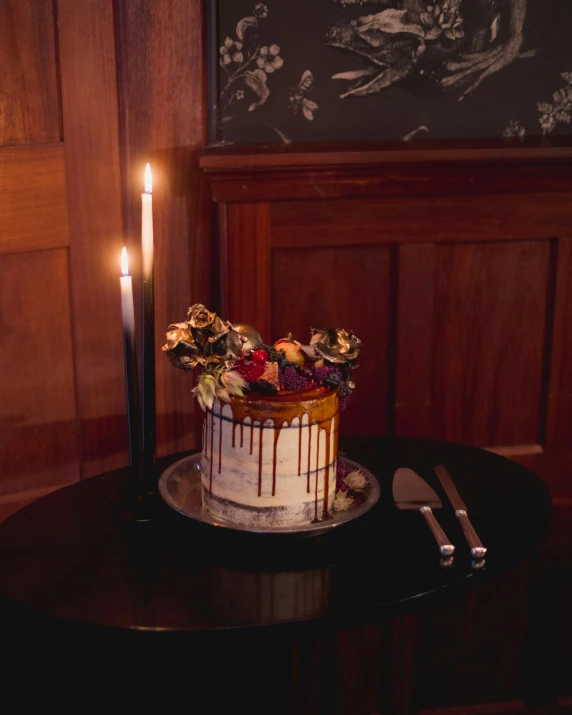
[120,248,143,493]
[141,164,157,492]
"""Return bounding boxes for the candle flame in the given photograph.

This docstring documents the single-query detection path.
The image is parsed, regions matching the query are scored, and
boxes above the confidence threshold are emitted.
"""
[144,163,152,194]
[121,246,129,276]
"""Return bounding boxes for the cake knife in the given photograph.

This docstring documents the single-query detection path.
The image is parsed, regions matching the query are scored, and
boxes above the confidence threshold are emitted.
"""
[393,468,455,556]
[433,465,487,558]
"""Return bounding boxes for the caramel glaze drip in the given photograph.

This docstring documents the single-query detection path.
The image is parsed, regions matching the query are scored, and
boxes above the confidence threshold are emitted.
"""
[206,388,339,519]
[272,423,284,497]
[209,408,214,493]
[257,422,263,497]
[314,428,320,522]
[218,412,223,474]
[307,426,312,494]
[322,424,332,520]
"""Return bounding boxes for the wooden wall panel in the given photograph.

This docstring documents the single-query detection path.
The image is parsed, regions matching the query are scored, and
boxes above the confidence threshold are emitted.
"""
[223,203,271,338]
[546,237,572,452]
[0,249,79,497]
[0,0,60,146]
[394,244,435,437]
[115,0,212,457]
[432,240,552,447]
[271,247,391,434]
[0,144,68,255]
[58,0,127,478]
[271,194,569,248]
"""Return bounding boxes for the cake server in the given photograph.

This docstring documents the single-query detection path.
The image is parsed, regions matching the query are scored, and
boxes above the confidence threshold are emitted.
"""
[393,468,455,556]
[433,465,487,558]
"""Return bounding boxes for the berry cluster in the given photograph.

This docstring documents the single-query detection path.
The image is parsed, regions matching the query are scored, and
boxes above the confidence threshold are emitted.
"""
[234,358,264,383]
[279,366,313,392]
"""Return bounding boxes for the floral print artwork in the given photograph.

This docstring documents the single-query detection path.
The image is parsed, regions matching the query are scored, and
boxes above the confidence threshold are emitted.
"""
[218,3,318,142]
[213,0,572,144]
[503,72,572,139]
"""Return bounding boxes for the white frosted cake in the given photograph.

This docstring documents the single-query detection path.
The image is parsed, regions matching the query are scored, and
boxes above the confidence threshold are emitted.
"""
[201,388,339,528]
[163,304,363,528]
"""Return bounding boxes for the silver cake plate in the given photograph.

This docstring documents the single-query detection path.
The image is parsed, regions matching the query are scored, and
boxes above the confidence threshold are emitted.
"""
[159,453,381,536]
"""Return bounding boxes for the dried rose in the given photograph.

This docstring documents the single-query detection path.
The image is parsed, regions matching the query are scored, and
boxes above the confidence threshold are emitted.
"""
[162,304,243,371]
[309,327,361,365]
[163,322,201,371]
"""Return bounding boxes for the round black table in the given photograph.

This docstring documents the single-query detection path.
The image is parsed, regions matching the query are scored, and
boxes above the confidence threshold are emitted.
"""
[0,436,551,711]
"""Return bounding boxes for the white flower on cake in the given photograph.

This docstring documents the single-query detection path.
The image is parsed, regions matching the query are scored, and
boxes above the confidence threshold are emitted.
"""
[221,370,248,396]
[333,491,354,512]
[194,373,218,411]
[344,470,368,493]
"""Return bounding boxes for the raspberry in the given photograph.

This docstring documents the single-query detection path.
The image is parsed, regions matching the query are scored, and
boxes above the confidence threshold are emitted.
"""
[234,360,265,384]
[252,349,269,365]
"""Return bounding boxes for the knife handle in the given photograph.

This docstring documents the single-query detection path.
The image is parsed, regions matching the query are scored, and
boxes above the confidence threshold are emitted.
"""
[455,510,487,558]
[419,507,455,556]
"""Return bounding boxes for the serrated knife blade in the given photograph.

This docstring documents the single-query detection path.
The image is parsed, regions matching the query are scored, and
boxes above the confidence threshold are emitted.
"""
[434,465,487,558]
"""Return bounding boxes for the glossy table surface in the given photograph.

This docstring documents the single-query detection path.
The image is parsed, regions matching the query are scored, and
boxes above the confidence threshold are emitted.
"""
[0,436,551,633]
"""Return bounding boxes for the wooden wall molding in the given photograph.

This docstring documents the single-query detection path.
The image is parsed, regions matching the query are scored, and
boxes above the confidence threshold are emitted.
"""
[201,144,572,452]
[201,144,572,203]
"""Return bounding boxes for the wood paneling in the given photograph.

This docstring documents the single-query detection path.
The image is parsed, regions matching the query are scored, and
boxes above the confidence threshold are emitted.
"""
[270,194,569,249]
[395,244,435,437]
[0,144,68,255]
[432,241,551,447]
[272,247,391,434]
[204,146,572,455]
[115,0,212,457]
[0,249,79,496]
[58,0,127,478]
[0,0,60,146]
[223,203,271,338]
[546,237,572,452]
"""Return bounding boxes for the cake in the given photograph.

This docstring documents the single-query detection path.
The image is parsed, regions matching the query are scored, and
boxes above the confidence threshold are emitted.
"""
[163,304,363,528]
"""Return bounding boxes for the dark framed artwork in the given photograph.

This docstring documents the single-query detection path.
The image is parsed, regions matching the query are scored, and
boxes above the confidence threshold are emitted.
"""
[207,0,572,145]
